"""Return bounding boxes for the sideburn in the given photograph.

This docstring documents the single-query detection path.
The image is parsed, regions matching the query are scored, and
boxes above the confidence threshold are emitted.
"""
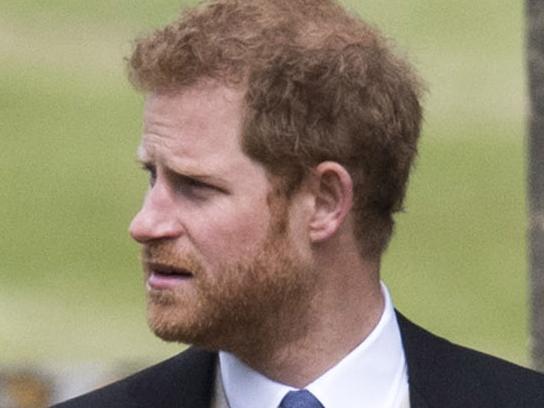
[265,180,293,237]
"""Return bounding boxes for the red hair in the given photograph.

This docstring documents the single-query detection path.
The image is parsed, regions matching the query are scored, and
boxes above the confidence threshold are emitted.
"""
[128,0,424,258]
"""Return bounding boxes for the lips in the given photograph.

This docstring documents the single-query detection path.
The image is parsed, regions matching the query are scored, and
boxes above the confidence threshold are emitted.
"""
[148,262,192,276]
[146,262,193,289]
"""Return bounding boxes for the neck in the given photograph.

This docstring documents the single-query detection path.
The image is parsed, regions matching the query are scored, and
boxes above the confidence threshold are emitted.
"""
[229,255,384,388]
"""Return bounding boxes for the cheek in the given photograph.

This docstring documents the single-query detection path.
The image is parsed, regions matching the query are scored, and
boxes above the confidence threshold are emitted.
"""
[189,205,272,262]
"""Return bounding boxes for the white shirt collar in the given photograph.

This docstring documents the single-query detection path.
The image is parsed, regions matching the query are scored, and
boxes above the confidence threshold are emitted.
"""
[219,283,407,408]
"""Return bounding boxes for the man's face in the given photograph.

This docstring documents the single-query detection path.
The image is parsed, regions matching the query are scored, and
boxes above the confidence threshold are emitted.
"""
[129,83,315,351]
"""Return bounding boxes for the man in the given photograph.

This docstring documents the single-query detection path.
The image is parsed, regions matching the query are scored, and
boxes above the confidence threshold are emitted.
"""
[56,0,544,407]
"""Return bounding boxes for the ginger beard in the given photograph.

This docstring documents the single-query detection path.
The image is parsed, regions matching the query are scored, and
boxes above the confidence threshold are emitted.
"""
[142,197,316,353]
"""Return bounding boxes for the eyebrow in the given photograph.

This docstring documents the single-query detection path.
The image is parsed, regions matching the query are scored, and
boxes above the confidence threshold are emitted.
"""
[136,144,152,163]
[135,146,227,186]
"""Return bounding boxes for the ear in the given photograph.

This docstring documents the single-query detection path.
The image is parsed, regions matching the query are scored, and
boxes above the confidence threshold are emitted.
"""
[308,161,353,243]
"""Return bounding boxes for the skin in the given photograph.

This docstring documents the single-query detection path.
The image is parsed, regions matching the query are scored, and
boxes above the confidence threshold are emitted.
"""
[129,81,384,387]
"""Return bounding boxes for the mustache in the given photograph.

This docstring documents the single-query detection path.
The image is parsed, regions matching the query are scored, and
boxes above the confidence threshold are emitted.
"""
[141,243,203,274]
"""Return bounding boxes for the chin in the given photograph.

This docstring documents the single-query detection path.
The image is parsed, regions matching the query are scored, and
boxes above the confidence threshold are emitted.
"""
[148,319,226,352]
[145,298,217,347]
[147,301,193,342]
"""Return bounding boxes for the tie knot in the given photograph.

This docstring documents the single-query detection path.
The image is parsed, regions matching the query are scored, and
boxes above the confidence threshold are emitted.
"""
[279,390,324,408]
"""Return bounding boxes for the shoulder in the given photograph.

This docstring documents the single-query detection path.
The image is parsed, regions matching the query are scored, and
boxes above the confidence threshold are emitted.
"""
[53,347,217,408]
[397,312,544,407]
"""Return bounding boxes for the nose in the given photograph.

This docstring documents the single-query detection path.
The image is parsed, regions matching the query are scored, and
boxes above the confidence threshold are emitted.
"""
[129,184,183,243]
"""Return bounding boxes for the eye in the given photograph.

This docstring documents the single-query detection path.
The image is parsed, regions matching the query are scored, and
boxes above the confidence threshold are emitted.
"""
[175,176,211,197]
[141,163,157,187]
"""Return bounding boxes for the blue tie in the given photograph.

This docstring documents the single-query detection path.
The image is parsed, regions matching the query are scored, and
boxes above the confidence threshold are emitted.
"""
[279,390,324,408]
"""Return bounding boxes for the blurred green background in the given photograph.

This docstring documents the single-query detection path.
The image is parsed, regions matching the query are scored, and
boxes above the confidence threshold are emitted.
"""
[1,1,530,367]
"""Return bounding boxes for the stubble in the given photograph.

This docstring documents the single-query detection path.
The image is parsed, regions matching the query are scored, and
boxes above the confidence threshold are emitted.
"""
[142,204,317,356]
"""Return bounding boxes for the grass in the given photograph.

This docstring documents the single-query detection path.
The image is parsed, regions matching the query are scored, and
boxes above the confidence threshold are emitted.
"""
[1,0,532,367]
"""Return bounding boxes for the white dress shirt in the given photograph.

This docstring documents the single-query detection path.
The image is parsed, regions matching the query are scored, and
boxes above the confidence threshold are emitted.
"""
[219,283,409,408]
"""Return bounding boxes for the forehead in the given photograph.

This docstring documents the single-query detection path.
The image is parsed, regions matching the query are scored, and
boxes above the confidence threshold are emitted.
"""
[139,83,248,170]
[138,83,275,193]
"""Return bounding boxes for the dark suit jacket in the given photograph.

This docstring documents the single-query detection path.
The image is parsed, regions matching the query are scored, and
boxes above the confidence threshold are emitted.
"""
[54,312,544,407]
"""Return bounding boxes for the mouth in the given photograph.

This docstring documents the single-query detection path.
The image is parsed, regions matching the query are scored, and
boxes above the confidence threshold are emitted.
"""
[146,262,193,289]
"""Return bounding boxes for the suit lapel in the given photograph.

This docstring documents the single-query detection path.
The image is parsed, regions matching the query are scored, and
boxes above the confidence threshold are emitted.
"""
[408,385,430,408]
[396,311,492,408]
[128,347,217,408]
[396,311,432,408]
